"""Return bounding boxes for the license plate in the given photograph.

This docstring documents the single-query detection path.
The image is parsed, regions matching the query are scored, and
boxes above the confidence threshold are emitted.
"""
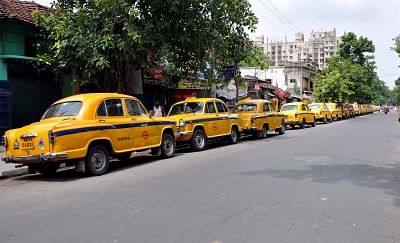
[22,138,35,150]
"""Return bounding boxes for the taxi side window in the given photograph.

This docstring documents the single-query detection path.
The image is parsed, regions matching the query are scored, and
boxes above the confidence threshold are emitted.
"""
[303,104,308,111]
[97,99,124,117]
[126,99,146,116]
[216,102,228,113]
[206,102,216,113]
[270,104,276,112]
[263,103,270,112]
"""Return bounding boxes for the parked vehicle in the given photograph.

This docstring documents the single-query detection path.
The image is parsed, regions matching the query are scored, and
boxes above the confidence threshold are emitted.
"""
[280,102,315,129]
[167,97,240,151]
[232,99,287,138]
[309,103,332,123]
[326,103,343,121]
[2,93,177,176]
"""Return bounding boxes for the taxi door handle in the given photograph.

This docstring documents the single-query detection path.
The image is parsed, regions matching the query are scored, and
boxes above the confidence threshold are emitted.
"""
[98,119,106,123]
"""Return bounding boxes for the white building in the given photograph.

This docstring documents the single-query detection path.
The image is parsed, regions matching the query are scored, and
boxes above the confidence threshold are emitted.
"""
[255,29,340,70]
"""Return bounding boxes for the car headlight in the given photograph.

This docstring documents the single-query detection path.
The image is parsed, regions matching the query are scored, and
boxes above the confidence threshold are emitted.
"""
[1,135,7,147]
[179,119,186,127]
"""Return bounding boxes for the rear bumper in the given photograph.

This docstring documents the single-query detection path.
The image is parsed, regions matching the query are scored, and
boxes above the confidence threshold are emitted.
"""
[2,152,68,164]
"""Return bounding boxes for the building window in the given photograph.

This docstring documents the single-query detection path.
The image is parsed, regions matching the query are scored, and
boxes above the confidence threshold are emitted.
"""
[290,79,296,83]
[24,35,37,57]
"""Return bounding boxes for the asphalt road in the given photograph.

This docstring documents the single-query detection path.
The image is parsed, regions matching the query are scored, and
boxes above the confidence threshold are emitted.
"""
[1,112,400,243]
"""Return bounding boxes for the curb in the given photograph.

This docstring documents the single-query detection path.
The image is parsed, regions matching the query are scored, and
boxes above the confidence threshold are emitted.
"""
[0,167,29,179]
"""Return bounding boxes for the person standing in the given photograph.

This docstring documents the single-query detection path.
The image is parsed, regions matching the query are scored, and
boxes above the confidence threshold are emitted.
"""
[152,100,165,117]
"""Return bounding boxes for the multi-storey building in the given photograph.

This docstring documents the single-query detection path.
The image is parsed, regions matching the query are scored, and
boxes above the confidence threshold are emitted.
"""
[256,29,340,70]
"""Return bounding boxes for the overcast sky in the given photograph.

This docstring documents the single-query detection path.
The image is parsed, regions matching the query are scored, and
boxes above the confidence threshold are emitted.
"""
[35,0,400,87]
[248,0,400,88]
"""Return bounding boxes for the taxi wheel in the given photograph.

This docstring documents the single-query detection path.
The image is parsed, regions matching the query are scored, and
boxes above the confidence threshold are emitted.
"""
[300,119,306,129]
[160,133,175,158]
[35,163,60,177]
[85,145,110,176]
[278,122,286,135]
[258,125,268,138]
[323,116,328,124]
[191,129,207,151]
[311,118,316,127]
[228,127,239,144]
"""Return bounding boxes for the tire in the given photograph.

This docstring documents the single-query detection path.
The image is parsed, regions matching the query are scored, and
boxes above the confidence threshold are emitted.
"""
[257,124,268,139]
[115,152,131,161]
[323,116,328,124]
[160,133,175,158]
[300,119,306,129]
[278,122,286,135]
[191,129,207,151]
[311,118,316,127]
[228,127,239,144]
[85,145,110,176]
[35,163,60,176]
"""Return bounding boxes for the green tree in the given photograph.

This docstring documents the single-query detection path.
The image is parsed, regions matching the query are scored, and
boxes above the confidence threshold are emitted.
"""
[34,0,258,94]
[314,32,385,104]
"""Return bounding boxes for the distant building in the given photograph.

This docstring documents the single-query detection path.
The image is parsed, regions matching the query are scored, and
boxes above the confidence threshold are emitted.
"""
[255,29,341,70]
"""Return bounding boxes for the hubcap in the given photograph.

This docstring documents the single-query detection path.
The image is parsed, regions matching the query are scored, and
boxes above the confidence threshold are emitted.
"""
[195,134,205,147]
[231,130,237,142]
[91,151,106,170]
[163,138,173,155]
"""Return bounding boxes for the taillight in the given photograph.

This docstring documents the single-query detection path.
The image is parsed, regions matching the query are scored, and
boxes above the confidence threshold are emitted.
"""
[48,131,56,144]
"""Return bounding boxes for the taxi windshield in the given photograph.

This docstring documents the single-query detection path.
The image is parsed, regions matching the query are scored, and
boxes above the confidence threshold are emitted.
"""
[309,104,320,110]
[233,104,257,112]
[168,102,204,115]
[281,105,298,111]
[42,101,82,119]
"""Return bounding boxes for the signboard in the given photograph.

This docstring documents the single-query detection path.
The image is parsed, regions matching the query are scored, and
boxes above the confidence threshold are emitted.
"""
[224,65,236,79]
[177,79,206,89]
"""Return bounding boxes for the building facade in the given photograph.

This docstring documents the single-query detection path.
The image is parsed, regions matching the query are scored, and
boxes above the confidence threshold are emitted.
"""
[0,0,61,134]
[256,29,340,70]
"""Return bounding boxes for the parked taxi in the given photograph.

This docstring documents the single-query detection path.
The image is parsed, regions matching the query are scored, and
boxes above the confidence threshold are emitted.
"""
[2,93,177,176]
[280,102,315,128]
[308,102,332,123]
[232,99,286,138]
[167,97,240,151]
[326,103,343,121]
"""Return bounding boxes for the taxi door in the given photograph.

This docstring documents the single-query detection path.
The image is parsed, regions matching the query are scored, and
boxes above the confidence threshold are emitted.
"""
[125,99,159,149]
[205,101,218,137]
[302,104,313,123]
[215,101,231,135]
[96,98,133,151]
[267,102,280,129]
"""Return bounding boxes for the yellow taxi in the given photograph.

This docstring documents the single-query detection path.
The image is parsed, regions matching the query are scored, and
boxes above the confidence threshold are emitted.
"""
[352,103,360,116]
[308,103,332,123]
[167,97,240,151]
[280,102,316,129]
[232,99,287,138]
[326,103,343,121]
[341,104,350,119]
[2,93,177,176]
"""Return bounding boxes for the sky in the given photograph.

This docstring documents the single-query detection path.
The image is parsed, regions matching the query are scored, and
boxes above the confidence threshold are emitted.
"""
[248,0,400,88]
[34,0,400,87]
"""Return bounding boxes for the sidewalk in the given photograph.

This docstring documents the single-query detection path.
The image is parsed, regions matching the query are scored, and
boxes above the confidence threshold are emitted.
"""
[0,146,28,178]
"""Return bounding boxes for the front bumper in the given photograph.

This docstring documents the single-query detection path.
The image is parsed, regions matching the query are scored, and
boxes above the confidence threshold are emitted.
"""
[285,120,300,125]
[2,152,68,164]
[242,127,257,134]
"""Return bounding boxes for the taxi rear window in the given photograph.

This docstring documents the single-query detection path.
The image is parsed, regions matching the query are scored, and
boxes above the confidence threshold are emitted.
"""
[42,101,82,119]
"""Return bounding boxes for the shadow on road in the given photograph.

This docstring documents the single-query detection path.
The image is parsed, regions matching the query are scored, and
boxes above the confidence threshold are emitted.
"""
[13,153,184,182]
[237,162,400,207]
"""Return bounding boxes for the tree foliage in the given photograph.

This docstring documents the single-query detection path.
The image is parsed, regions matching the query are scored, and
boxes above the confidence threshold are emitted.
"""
[34,0,258,93]
[314,32,387,104]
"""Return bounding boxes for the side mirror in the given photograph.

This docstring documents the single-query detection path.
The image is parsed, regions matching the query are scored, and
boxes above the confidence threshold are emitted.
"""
[149,110,155,117]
